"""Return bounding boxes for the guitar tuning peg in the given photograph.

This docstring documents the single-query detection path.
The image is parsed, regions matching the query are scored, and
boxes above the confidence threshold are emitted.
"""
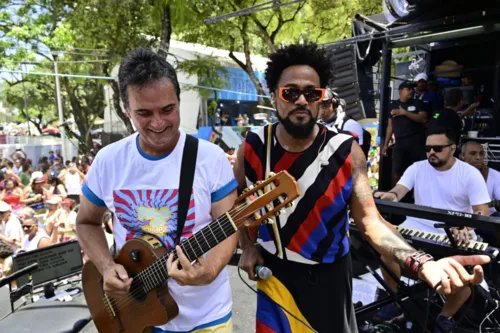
[280,208,286,214]
[286,202,294,208]
[265,218,274,225]
[274,210,281,216]
[268,172,276,178]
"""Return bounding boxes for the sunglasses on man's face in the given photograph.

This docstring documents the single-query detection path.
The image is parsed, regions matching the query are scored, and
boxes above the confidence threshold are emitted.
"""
[425,144,452,153]
[278,87,326,104]
[22,224,34,230]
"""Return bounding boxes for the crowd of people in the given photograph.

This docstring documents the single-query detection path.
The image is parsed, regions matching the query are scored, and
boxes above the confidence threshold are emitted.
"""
[0,149,97,278]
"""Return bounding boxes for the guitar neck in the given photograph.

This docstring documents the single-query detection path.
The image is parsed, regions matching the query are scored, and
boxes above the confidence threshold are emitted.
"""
[139,213,238,290]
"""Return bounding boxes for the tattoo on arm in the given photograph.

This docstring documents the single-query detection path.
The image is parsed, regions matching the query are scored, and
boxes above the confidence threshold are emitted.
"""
[380,232,418,266]
[351,142,373,203]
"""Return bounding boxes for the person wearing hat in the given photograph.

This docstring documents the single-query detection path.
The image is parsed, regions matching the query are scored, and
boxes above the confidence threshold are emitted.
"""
[0,201,23,251]
[319,87,364,145]
[382,81,428,185]
[21,174,50,214]
[414,73,441,116]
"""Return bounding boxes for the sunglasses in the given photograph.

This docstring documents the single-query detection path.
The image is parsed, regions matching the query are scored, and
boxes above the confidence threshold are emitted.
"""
[278,87,326,104]
[22,224,34,230]
[425,144,453,153]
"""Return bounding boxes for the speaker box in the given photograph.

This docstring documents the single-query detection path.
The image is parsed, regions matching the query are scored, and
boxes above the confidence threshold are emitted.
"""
[328,45,369,121]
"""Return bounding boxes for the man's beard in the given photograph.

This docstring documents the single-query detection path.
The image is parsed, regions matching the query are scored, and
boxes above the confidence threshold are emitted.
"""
[428,155,445,168]
[277,107,317,139]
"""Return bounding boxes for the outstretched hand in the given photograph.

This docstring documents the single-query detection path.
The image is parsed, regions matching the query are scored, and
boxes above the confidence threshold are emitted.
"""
[419,255,490,294]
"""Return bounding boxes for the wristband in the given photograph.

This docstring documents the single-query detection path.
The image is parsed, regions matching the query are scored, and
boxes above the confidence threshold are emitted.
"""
[388,191,399,200]
[404,251,434,278]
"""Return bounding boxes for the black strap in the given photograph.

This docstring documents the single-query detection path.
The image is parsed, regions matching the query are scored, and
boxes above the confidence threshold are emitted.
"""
[175,134,199,245]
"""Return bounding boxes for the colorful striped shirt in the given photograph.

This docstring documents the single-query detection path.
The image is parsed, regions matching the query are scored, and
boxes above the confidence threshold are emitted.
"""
[244,123,354,264]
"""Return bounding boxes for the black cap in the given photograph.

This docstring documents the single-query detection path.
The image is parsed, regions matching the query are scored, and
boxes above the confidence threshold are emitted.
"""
[399,81,416,90]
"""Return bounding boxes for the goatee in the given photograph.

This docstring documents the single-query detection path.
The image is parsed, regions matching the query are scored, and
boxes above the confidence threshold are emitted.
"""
[277,108,317,139]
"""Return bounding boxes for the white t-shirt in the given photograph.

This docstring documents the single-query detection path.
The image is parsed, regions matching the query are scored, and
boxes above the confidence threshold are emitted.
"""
[486,167,500,214]
[83,131,237,332]
[398,159,490,233]
[325,115,364,144]
[1,215,23,249]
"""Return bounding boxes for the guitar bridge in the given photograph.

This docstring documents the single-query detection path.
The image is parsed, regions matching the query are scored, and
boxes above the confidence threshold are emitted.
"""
[104,294,117,318]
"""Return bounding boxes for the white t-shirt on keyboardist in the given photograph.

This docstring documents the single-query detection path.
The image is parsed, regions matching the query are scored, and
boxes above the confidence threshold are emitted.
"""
[486,167,500,214]
[398,159,490,234]
[82,130,237,332]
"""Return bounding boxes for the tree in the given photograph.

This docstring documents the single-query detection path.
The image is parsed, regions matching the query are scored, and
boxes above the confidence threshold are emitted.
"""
[1,76,59,134]
[0,1,110,144]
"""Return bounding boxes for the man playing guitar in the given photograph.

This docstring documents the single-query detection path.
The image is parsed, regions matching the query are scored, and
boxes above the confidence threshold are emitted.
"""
[76,48,238,333]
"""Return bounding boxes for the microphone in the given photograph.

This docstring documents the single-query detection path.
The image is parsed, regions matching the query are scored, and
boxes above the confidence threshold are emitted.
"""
[255,265,272,280]
[0,263,38,288]
[57,119,74,127]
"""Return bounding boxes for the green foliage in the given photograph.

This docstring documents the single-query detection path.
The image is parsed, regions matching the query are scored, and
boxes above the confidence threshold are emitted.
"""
[0,0,384,136]
[178,55,229,100]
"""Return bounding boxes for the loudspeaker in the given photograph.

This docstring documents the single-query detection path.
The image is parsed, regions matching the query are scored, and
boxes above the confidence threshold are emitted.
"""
[327,45,368,121]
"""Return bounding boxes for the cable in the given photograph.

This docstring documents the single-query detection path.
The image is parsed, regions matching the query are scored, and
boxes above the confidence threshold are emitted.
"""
[480,300,499,333]
[236,265,319,333]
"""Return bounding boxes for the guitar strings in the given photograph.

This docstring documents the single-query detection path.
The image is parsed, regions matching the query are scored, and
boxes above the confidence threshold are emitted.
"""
[103,201,250,312]
[102,200,257,312]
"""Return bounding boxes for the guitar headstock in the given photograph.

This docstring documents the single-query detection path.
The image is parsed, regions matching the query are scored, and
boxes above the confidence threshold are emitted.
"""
[231,171,300,229]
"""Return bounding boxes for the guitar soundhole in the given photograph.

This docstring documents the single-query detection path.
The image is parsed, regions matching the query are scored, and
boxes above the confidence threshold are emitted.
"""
[130,277,147,302]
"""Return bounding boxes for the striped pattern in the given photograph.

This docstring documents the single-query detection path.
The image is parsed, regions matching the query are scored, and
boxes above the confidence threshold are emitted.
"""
[244,123,354,264]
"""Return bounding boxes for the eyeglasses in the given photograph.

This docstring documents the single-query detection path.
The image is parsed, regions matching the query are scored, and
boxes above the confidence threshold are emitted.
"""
[425,144,453,153]
[278,87,326,104]
[22,224,34,230]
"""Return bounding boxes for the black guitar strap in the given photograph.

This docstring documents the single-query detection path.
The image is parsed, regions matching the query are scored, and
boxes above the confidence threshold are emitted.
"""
[175,134,199,245]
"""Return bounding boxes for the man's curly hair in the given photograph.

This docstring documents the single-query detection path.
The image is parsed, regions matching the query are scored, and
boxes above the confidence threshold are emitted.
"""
[265,43,333,93]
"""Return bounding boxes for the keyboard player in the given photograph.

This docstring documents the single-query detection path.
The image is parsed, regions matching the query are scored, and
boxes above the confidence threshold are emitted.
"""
[374,128,491,332]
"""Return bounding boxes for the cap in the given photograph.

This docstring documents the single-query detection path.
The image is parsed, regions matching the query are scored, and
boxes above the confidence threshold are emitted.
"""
[415,73,428,82]
[323,87,335,101]
[0,201,11,212]
[46,197,62,205]
[61,199,74,206]
[399,81,416,90]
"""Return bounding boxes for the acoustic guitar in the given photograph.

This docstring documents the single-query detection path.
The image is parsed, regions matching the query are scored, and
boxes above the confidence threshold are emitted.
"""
[82,171,299,333]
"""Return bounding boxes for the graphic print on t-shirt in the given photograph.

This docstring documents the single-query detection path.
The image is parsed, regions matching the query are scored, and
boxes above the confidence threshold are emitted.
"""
[113,189,195,250]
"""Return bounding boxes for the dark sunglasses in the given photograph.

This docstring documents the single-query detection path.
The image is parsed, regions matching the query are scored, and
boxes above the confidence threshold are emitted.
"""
[278,87,326,104]
[425,144,453,153]
[22,224,34,230]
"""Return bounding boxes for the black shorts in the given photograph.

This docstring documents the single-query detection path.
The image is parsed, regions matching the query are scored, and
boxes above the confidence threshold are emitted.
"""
[256,249,358,333]
[392,134,426,175]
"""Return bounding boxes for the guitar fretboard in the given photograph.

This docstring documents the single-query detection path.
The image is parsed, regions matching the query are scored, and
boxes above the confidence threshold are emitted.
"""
[136,215,237,292]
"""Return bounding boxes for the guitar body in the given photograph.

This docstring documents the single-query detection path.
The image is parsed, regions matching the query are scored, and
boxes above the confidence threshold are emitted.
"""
[82,236,179,333]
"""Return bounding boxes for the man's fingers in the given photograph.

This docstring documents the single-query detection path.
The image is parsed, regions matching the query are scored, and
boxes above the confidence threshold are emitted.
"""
[114,265,130,281]
[373,192,381,198]
[176,245,192,268]
[451,255,491,266]
[442,265,463,289]
[448,259,473,283]
[438,272,452,294]
[470,265,484,286]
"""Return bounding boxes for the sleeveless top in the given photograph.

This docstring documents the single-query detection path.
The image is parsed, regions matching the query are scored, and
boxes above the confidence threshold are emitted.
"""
[65,172,81,195]
[243,123,354,264]
[22,232,50,252]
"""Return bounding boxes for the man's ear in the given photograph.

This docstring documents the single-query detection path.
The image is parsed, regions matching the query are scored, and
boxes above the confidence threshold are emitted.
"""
[270,92,277,107]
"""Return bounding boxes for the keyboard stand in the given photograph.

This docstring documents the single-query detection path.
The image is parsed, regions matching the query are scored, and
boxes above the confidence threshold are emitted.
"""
[434,223,460,249]
[350,231,448,333]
